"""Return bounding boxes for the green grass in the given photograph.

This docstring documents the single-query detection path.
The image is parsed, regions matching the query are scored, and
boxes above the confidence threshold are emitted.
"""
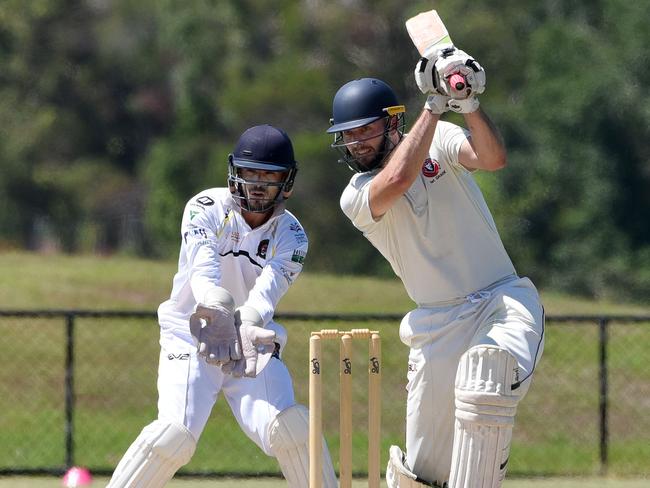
[0,251,649,481]
[1,250,649,314]
[0,476,648,487]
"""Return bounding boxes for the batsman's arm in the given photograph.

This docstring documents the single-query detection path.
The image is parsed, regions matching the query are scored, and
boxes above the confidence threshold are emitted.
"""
[457,109,507,171]
[369,109,440,220]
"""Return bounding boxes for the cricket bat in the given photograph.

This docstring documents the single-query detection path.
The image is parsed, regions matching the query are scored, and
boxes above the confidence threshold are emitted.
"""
[405,9,466,92]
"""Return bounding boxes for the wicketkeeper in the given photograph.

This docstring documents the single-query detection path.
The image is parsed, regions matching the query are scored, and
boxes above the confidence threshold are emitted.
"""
[107,125,337,487]
[326,46,545,487]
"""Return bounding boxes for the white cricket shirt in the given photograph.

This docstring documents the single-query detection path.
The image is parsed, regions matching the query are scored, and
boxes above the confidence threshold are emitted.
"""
[158,188,308,343]
[340,121,516,305]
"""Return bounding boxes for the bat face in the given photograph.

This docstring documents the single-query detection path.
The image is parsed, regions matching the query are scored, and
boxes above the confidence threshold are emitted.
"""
[405,9,453,57]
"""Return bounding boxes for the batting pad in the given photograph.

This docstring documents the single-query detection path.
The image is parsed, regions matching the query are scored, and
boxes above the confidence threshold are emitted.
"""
[449,346,523,488]
[268,404,337,488]
[107,420,196,488]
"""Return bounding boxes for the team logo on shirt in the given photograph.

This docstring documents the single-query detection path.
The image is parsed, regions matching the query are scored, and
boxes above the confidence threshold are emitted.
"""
[289,222,307,244]
[256,239,269,258]
[422,158,440,178]
[291,249,306,264]
[280,266,297,284]
[196,196,214,206]
[183,227,209,244]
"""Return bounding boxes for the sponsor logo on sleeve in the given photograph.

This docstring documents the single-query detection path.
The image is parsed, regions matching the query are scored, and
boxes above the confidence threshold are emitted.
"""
[291,249,306,264]
[289,222,307,244]
[280,266,296,284]
[183,227,209,244]
[196,195,215,206]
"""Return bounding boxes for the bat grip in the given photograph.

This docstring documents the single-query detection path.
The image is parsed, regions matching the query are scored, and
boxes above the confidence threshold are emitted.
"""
[449,73,466,91]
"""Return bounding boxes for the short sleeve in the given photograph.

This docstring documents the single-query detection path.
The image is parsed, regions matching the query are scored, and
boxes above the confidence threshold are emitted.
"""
[433,121,470,172]
[340,173,378,233]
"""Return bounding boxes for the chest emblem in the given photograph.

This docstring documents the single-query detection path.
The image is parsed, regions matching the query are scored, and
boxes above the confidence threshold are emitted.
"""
[422,158,440,178]
[256,239,269,259]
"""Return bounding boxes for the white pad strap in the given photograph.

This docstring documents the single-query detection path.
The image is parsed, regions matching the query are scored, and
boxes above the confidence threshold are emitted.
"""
[386,445,446,487]
[449,346,523,488]
[268,404,337,488]
[107,421,196,488]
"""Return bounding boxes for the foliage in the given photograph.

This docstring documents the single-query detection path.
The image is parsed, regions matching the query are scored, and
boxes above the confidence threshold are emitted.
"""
[0,1,648,299]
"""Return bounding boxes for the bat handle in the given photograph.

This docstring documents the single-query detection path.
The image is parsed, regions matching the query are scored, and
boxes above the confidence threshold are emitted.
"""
[449,73,466,91]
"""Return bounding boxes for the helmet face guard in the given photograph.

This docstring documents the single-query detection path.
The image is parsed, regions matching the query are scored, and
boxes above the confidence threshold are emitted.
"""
[227,125,298,213]
[327,78,406,172]
[227,158,297,213]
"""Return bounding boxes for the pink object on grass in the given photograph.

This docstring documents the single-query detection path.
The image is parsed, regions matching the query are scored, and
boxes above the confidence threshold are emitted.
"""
[62,466,93,487]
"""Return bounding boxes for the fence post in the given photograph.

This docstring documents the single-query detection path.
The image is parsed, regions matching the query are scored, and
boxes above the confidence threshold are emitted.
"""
[598,317,609,475]
[64,313,75,468]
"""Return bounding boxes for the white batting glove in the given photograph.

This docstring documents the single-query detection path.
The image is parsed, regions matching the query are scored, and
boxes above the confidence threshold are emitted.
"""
[413,44,455,95]
[448,97,481,114]
[424,94,450,115]
[435,48,486,99]
[221,306,276,378]
[189,287,240,366]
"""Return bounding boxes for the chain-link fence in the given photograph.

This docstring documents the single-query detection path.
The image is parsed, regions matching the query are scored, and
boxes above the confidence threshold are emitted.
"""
[0,311,649,478]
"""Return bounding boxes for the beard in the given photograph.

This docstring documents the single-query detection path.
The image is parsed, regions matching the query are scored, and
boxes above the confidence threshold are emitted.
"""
[349,145,381,169]
[243,185,281,213]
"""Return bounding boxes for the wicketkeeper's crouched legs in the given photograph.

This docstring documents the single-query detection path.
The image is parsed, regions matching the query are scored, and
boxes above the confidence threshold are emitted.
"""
[268,404,338,488]
[448,345,529,488]
[106,420,196,488]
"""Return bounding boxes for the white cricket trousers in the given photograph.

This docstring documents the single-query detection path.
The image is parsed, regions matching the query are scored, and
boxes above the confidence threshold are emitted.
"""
[400,276,545,485]
[156,321,295,456]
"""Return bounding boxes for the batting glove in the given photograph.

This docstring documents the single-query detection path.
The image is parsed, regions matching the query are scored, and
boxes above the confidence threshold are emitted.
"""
[413,43,457,94]
[424,94,450,115]
[435,48,486,99]
[448,97,481,114]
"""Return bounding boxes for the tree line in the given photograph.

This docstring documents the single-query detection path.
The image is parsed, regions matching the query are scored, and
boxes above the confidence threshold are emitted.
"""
[0,0,648,300]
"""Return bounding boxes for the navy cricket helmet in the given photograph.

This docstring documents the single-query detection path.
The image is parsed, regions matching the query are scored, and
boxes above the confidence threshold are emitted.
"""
[327,78,406,172]
[228,125,298,213]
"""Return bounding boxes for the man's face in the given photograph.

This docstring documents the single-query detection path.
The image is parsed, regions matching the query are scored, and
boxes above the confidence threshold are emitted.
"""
[239,168,285,212]
[341,119,387,170]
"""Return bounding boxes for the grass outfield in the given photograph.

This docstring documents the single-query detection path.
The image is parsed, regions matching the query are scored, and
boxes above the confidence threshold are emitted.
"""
[0,251,649,480]
[1,251,649,315]
[0,476,649,487]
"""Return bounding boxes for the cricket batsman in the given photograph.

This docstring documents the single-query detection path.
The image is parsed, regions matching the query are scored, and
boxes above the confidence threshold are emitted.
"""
[326,45,545,487]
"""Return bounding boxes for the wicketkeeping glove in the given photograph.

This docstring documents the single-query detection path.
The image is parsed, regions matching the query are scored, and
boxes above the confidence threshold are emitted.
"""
[221,306,276,378]
[189,287,241,366]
